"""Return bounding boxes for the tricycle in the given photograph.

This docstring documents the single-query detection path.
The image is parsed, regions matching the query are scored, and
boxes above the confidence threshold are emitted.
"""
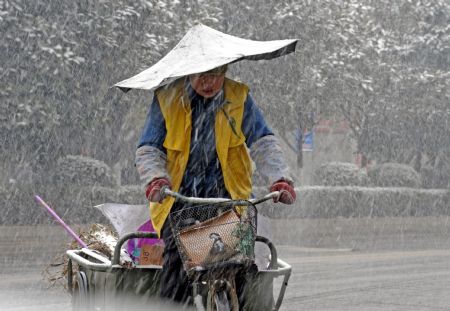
[66,189,292,311]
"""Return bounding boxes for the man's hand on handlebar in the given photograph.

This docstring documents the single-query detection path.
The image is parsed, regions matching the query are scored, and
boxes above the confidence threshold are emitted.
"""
[146,178,172,203]
[270,180,296,205]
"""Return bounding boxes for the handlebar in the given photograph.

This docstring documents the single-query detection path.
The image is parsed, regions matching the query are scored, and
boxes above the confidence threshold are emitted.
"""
[162,188,280,206]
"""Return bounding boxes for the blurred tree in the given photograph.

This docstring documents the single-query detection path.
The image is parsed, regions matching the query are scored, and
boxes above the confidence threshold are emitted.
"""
[1,0,449,188]
[267,0,450,171]
[0,0,223,185]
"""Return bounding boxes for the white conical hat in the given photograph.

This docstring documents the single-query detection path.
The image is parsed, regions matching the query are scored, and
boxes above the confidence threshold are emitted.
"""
[115,24,298,92]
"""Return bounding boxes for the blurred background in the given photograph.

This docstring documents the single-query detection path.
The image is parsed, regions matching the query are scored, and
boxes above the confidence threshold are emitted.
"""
[1,0,449,225]
[2,1,450,310]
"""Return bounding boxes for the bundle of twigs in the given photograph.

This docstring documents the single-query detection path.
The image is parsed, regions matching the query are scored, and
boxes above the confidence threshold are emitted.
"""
[42,223,120,290]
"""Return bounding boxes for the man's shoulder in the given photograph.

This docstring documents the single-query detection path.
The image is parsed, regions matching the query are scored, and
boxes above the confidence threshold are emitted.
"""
[224,78,250,106]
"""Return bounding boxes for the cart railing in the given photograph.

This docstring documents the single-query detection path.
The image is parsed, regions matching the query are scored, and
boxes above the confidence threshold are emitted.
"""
[67,235,291,311]
[66,249,111,271]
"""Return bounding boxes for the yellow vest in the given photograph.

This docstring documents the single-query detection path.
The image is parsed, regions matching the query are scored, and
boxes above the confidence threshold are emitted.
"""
[150,78,253,236]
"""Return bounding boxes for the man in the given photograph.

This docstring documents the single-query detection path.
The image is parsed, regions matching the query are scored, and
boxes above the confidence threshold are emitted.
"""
[135,64,296,305]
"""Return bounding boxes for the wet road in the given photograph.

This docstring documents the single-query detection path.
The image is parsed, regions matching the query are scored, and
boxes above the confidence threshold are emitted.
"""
[279,246,450,310]
[1,218,450,310]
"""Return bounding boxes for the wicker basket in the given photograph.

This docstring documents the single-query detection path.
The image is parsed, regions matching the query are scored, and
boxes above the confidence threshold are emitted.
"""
[170,204,257,272]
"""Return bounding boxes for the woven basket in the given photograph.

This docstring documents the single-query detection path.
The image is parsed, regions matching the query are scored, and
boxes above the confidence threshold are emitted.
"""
[170,205,257,271]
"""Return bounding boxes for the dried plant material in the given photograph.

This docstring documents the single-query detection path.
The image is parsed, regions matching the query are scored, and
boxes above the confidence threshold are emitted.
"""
[43,223,132,290]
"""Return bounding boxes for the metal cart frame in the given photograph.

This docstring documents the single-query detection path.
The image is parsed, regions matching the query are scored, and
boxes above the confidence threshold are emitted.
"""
[67,190,292,310]
[67,232,291,311]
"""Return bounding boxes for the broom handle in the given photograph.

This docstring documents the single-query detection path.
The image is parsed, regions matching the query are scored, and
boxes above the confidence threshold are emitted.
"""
[34,195,88,248]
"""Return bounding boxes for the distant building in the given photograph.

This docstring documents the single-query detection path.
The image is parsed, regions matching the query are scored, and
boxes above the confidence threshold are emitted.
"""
[284,119,356,185]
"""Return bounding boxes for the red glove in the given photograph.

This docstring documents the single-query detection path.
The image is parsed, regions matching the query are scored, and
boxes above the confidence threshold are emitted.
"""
[270,180,296,204]
[146,178,171,203]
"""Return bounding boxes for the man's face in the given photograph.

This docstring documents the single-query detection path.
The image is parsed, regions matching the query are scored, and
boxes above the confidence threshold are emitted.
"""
[189,72,225,98]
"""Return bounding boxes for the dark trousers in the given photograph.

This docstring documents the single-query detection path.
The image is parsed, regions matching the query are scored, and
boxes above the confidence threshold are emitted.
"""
[159,220,191,304]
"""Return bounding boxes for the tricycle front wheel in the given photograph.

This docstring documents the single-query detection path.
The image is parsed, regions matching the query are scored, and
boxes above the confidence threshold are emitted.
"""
[210,290,230,311]
[205,280,239,311]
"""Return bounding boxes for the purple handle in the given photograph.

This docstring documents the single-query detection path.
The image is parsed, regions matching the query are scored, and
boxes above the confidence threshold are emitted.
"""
[34,195,88,248]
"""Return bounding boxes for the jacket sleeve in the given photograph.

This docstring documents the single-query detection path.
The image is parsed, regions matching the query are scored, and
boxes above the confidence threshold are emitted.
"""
[242,94,274,148]
[249,135,293,186]
[242,93,293,185]
[135,95,169,188]
[135,145,170,188]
